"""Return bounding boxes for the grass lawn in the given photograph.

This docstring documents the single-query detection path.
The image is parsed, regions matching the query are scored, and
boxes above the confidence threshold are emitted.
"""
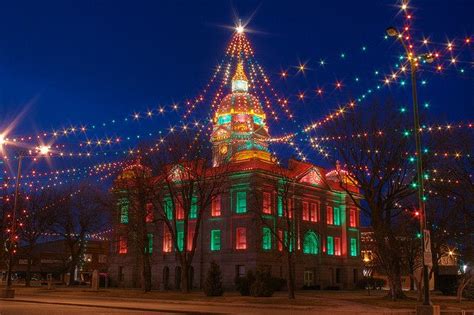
[12,286,474,310]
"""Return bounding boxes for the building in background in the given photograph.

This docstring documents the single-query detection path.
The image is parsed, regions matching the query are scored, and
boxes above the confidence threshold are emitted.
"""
[109,63,362,290]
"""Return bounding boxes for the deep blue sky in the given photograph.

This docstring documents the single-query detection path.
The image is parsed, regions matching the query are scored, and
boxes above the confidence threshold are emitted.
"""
[0,0,472,176]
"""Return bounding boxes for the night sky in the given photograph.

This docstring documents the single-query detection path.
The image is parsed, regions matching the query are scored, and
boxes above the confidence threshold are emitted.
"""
[0,0,472,178]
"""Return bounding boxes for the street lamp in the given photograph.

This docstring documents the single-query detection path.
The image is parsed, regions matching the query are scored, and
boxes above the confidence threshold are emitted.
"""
[2,146,50,298]
[386,26,434,307]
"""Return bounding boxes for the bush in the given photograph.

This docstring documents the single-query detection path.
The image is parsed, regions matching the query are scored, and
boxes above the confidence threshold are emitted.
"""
[437,275,458,296]
[235,270,255,296]
[250,267,274,297]
[269,277,286,291]
[203,261,224,296]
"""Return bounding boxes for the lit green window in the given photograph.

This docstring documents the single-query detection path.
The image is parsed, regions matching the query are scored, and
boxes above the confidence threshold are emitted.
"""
[350,238,357,257]
[262,227,272,250]
[284,231,294,252]
[190,197,198,219]
[177,223,184,251]
[253,115,263,125]
[218,114,231,125]
[333,207,341,226]
[327,236,334,255]
[303,231,319,255]
[164,198,173,220]
[211,230,221,251]
[236,191,247,213]
[119,198,129,224]
[147,233,153,254]
[277,196,283,217]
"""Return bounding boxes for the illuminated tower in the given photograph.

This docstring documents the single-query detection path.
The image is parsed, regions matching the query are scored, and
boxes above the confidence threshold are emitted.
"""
[211,61,271,166]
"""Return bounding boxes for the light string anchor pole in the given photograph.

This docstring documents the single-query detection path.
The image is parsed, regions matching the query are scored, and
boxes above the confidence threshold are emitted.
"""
[386,26,434,307]
[2,146,50,298]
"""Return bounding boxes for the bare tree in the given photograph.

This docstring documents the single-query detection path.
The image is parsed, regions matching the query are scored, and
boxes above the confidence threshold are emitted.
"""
[146,131,229,293]
[324,100,418,300]
[50,184,107,286]
[18,189,56,286]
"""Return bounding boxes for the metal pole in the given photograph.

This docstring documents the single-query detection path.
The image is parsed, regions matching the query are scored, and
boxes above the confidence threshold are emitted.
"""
[5,154,22,290]
[398,38,431,305]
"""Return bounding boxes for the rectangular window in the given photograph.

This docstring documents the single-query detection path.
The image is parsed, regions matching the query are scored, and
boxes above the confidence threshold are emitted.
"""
[310,203,318,222]
[284,231,294,252]
[145,203,154,223]
[334,237,341,256]
[334,207,341,226]
[177,231,184,252]
[163,229,172,253]
[327,236,334,255]
[262,227,272,250]
[287,199,293,218]
[119,236,127,254]
[302,201,309,221]
[277,229,283,251]
[349,209,357,227]
[164,198,173,220]
[147,233,153,254]
[236,265,246,278]
[262,192,272,214]
[211,230,221,251]
[211,195,221,217]
[326,206,334,225]
[187,229,194,251]
[119,199,129,224]
[236,191,247,213]
[277,195,283,217]
[236,227,247,249]
[176,200,184,220]
[350,238,357,256]
[190,197,198,219]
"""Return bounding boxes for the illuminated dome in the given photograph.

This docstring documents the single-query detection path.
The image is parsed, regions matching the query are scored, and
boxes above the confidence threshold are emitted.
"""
[211,61,271,166]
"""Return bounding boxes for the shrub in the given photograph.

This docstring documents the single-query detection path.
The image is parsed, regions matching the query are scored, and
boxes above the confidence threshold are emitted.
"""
[437,275,458,296]
[203,261,224,296]
[269,277,286,291]
[355,278,386,290]
[250,267,274,297]
[235,270,255,296]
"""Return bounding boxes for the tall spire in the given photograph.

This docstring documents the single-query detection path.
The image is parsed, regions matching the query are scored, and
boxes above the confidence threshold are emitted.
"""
[231,60,248,92]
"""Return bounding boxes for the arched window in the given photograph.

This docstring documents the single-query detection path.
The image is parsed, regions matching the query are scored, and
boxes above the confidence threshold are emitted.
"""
[303,231,319,255]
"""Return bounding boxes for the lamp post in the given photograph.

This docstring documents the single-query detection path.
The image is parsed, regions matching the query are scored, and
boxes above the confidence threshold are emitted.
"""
[386,26,434,307]
[2,146,50,298]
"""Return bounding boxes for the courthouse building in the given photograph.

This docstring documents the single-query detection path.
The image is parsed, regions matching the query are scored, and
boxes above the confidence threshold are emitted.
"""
[108,62,362,290]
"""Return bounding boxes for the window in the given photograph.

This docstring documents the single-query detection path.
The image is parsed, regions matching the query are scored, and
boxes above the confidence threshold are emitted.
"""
[177,227,184,252]
[334,207,341,226]
[119,199,129,224]
[350,238,358,257]
[147,233,153,254]
[302,201,309,221]
[336,268,341,283]
[349,209,357,227]
[310,203,319,222]
[211,195,221,217]
[190,197,198,219]
[284,231,294,252]
[303,231,319,255]
[236,191,247,213]
[118,266,124,281]
[262,192,272,214]
[236,227,247,249]
[119,236,127,254]
[211,230,221,251]
[164,198,173,220]
[98,254,107,264]
[236,265,246,278]
[277,229,283,251]
[163,229,172,253]
[262,227,272,250]
[334,237,341,256]
[145,203,154,223]
[277,196,283,217]
[287,199,293,218]
[326,206,334,225]
[187,229,194,251]
[176,200,184,220]
[327,236,334,255]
